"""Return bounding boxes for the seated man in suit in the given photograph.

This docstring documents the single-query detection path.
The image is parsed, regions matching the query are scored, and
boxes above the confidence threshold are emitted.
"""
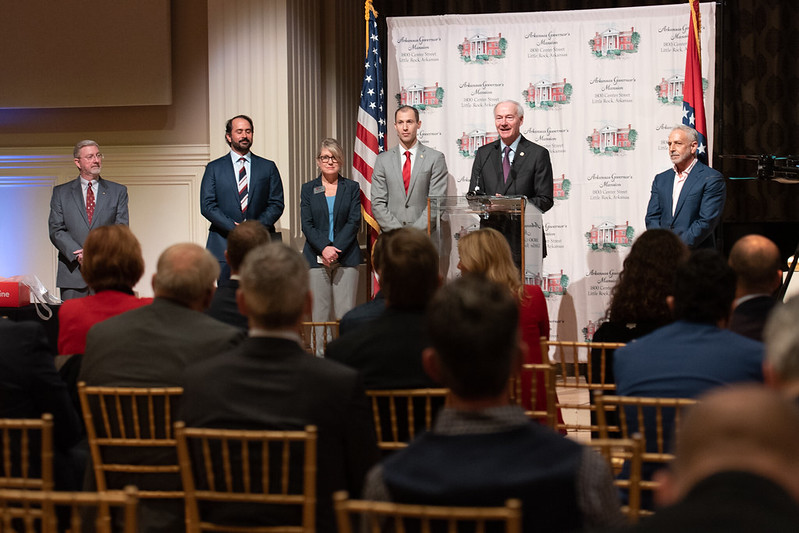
[206,220,271,330]
[325,228,439,389]
[728,234,782,341]
[0,319,83,490]
[363,275,624,532]
[616,385,799,532]
[763,297,799,404]
[371,105,448,231]
[645,125,726,249]
[181,243,379,533]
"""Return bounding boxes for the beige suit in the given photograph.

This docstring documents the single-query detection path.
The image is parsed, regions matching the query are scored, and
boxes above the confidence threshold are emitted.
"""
[371,142,448,231]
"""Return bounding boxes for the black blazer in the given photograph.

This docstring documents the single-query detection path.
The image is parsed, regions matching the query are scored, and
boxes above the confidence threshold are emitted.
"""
[300,175,362,268]
[468,135,554,213]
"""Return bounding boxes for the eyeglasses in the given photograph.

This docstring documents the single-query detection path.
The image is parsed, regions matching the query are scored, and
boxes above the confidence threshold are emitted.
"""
[317,155,338,164]
[79,153,104,162]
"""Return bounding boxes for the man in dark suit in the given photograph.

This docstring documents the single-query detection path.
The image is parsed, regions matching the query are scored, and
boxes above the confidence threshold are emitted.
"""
[325,228,440,390]
[0,319,83,489]
[181,243,379,533]
[371,105,448,231]
[206,221,271,330]
[615,385,799,532]
[48,140,129,300]
[728,234,782,341]
[645,125,726,249]
[200,115,285,279]
[468,100,553,264]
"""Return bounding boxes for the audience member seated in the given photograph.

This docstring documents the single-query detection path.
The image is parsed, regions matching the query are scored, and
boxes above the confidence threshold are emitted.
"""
[180,243,379,533]
[613,385,799,532]
[57,225,152,356]
[364,275,625,533]
[763,297,799,403]
[338,233,387,336]
[206,220,271,330]
[0,319,83,490]
[326,228,439,389]
[614,249,764,400]
[79,243,244,532]
[728,234,782,341]
[457,228,561,425]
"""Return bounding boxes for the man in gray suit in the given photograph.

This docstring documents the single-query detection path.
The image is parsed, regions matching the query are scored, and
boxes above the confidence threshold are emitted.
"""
[48,140,129,300]
[371,105,448,231]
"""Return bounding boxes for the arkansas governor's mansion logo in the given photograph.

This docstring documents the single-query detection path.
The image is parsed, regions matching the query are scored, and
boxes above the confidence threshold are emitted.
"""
[527,270,569,297]
[655,74,709,105]
[554,174,571,201]
[586,221,634,252]
[458,32,507,63]
[456,128,498,158]
[586,124,638,155]
[589,26,640,57]
[522,78,572,109]
[396,82,444,110]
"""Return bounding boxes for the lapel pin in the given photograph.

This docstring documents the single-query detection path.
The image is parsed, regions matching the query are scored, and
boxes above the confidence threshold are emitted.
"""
[519,152,525,157]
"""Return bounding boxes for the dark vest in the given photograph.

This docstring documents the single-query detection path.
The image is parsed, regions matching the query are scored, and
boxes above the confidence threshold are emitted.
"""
[382,424,584,533]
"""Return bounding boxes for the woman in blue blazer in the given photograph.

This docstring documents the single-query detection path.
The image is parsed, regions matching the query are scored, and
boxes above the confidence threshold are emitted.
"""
[301,138,362,343]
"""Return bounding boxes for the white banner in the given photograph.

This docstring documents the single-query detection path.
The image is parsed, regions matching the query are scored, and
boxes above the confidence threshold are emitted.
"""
[387,4,716,344]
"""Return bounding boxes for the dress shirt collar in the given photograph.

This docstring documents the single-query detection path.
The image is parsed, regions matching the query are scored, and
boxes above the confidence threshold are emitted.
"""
[500,135,522,157]
[230,150,251,165]
[673,156,698,180]
[249,327,303,345]
[432,405,529,435]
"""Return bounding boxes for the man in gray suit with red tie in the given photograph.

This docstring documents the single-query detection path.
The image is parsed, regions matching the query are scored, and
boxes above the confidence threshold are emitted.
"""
[371,105,448,231]
[48,140,129,300]
[468,100,554,264]
[200,115,285,279]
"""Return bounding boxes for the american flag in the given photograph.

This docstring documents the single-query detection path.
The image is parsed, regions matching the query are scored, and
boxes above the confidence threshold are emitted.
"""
[353,2,386,294]
[683,0,708,165]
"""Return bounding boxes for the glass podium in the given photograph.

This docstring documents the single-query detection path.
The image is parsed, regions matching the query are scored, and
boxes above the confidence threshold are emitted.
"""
[427,195,544,282]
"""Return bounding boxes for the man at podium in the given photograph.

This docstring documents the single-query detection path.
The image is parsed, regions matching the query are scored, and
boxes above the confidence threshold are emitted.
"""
[468,100,554,265]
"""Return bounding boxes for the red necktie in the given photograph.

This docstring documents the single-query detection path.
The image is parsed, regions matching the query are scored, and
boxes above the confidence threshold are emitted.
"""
[86,182,95,225]
[403,150,411,194]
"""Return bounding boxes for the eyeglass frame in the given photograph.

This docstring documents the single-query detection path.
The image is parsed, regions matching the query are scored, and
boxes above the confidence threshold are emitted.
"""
[317,155,339,164]
[77,153,104,162]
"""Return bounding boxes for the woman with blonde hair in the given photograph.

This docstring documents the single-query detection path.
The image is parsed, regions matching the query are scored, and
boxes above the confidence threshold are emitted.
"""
[458,228,562,425]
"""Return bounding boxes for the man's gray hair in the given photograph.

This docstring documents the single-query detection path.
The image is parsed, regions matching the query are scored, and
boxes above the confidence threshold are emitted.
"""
[764,298,799,381]
[153,243,219,307]
[239,243,309,328]
[494,100,524,119]
[671,125,698,143]
[73,140,100,158]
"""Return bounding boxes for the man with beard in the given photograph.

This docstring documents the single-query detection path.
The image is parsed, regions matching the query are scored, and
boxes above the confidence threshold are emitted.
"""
[201,114,285,280]
[48,140,129,300]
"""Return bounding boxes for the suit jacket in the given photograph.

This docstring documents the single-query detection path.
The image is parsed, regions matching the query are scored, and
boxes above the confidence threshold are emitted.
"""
[468,135,554,213]
[729,295,777,342]
[338,290,386,336]
[206,278,248,331]
[325,308,438,390]
[0,320,82,453]
[616,471,799,533]
[300,175,362,268]
[371,142,448,231]
[180,336,380,533]
[200,152,285,261]
[48,177,129,289]
[80,297,245,387]
[644,160,726,248]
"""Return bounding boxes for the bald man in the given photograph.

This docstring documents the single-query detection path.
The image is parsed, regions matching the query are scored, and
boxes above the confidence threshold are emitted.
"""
[616,385,799,532]
[728,234,782,341]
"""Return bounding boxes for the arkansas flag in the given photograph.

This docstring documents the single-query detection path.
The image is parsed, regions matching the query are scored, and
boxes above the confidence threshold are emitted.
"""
[683,0,708,165]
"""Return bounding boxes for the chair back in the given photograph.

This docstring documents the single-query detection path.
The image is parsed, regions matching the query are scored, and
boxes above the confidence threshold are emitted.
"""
[175,422,317,533]
[77,382,184,498]
[0,415,53,491]
[508,363,557,430]
[0,486,139,533]
[300,321,339,355]
[334,492,521,533]
[541,339,626,434]
[365,389,449,451]
[586,435,643,522]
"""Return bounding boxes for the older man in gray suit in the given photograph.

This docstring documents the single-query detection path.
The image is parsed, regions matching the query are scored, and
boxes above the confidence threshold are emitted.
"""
[371,105,448,231]
[48,140,129,300]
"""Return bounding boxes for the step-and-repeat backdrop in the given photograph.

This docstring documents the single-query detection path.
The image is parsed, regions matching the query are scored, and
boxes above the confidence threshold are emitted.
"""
[386,3,716,344]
